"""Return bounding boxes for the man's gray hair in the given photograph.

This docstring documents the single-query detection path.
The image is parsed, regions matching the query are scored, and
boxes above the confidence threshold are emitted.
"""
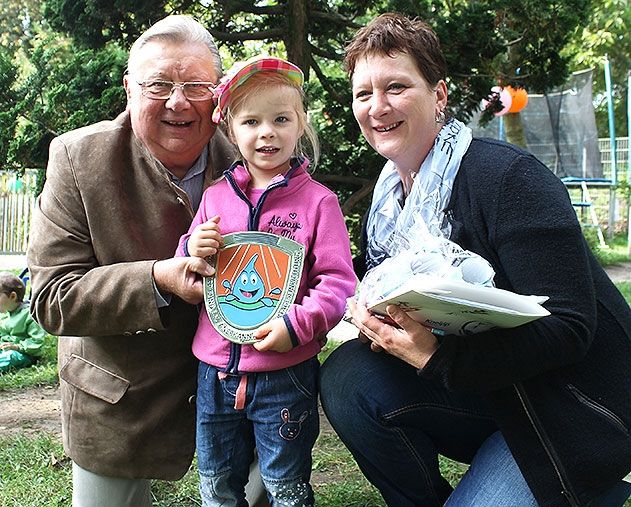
[128,15,222,77]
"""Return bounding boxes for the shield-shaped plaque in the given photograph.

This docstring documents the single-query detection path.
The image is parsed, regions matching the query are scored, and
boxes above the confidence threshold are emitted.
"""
[204,231,305,344]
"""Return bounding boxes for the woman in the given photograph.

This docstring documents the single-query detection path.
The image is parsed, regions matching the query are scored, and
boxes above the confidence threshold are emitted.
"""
[319,12,631,507]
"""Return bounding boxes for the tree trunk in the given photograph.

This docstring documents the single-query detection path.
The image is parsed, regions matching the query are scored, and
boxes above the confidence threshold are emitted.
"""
[285,0,310,79]
[504,112,527,148]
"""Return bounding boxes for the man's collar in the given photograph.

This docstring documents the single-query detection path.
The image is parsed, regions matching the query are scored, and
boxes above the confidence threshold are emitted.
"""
[163,145,209,183]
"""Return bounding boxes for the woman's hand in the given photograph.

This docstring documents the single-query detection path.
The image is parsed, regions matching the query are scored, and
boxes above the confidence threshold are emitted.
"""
[348,298,439,369]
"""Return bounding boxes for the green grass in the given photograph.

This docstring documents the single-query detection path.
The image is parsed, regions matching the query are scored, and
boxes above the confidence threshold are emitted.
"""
[586,231,631,266]
[617,282,631,303]
[0,334,58,390]
[151,470,201,506]
[312,431,386,506]
[0,434,71,507]
[0,433,202,507]
[0,428,464,507]
[1,277,629,506]
[0,333,461,506]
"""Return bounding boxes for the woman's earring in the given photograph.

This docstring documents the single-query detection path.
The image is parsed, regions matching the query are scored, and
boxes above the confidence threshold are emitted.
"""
[435,109,446,124]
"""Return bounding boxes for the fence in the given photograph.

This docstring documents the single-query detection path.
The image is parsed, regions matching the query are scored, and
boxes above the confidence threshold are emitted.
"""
[599,137,629,182]
[0,138,630,254]
[587,137,630,236]
[1,170,39,255]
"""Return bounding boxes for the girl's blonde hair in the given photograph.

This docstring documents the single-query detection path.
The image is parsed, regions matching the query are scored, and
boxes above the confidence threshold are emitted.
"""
[224,72,320,168]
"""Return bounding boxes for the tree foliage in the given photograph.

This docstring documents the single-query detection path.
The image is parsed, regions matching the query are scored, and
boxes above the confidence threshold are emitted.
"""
[0,50,20,171]
[0,0,41,54]
[42,0,172,48]
[194,0,594,145]
[187,0,383,214]
[564,0,630,136]
[1,35,127,172]
[1,0,626,220]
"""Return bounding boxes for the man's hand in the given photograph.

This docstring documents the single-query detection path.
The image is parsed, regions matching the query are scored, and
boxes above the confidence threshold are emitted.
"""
[253,318,293,353]
[153,257,215,305]
[188,215,224,258]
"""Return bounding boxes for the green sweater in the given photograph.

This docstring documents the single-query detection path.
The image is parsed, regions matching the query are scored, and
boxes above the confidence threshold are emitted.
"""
[0,302,46,356]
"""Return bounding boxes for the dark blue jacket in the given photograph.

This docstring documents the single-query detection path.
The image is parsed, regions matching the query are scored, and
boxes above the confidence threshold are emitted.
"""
[359,137,631,506]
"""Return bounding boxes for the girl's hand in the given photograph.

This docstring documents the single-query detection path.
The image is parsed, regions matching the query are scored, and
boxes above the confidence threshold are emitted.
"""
[348,298,439,369]
[253,318,292,353]
[0,342,20,351]
[188,215,224,258]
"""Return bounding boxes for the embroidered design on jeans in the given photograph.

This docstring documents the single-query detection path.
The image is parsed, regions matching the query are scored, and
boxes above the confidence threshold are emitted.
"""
[278,408,308,440]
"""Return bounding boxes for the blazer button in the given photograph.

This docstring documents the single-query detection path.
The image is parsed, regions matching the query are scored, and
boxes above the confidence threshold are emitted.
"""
[147,328,157,333]
[188,395,196,405]
[123,331,132,336]
[136,330,144,334]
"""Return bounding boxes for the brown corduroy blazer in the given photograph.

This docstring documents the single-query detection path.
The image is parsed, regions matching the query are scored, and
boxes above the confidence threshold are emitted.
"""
[27,111,236,479]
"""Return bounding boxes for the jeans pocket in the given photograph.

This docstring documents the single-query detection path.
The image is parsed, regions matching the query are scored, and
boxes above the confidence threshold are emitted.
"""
[198,363,239,401]
[284,358,319,399]
[218,373,241,398]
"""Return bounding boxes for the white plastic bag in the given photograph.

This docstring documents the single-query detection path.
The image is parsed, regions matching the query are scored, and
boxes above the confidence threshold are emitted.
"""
[358,211,495,308]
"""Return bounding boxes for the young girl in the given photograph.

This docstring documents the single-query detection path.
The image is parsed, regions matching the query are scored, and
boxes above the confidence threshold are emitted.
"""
[176,56,356,506]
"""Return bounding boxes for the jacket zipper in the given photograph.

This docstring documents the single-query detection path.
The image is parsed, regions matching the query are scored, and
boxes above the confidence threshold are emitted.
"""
[566,384,629,434]
[514,384,581,506]
[224,170,292,230]
[222,169,292,373]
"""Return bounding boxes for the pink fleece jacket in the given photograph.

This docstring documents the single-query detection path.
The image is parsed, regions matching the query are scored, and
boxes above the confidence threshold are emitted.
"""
[176,158,356,373]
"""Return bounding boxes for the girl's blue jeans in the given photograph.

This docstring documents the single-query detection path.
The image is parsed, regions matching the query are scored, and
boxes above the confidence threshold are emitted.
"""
[196,358,319,507]
[320,339,631,507]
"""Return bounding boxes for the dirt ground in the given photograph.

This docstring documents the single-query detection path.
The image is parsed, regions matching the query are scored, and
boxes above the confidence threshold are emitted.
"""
[0,385,337,442]
[1,263,629,440]
[0,384,61,437]
[604,262,631,284]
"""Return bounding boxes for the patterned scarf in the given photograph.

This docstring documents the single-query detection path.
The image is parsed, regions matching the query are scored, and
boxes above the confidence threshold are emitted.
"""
[365,118,473,270]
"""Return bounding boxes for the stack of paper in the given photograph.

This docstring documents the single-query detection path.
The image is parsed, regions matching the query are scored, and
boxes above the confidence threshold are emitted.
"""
[368,274,550,336]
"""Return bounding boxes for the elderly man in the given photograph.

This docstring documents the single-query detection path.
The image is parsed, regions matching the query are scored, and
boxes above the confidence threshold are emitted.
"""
[27,15,265,507]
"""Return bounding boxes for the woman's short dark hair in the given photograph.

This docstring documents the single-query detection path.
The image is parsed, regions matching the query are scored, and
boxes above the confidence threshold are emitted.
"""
[344,12,446,87]
[0,272,25,301]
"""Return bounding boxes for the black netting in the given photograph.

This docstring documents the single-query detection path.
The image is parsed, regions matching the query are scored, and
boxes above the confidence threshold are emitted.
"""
[469,69,603,179]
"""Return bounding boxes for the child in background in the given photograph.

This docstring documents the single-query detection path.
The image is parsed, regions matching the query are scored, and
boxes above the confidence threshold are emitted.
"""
[0,272,46,373]
[176,56,356,506]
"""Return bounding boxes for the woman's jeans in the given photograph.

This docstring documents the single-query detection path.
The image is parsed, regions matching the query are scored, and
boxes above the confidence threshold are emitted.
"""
[196,358,319,507]
[320,339,631,507]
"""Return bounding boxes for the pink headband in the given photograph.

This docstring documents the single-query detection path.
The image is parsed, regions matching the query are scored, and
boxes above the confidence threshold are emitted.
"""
[212,56,304,123]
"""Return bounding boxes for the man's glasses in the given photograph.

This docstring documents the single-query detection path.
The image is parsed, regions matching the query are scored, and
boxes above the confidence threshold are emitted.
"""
[135,80,216,101]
